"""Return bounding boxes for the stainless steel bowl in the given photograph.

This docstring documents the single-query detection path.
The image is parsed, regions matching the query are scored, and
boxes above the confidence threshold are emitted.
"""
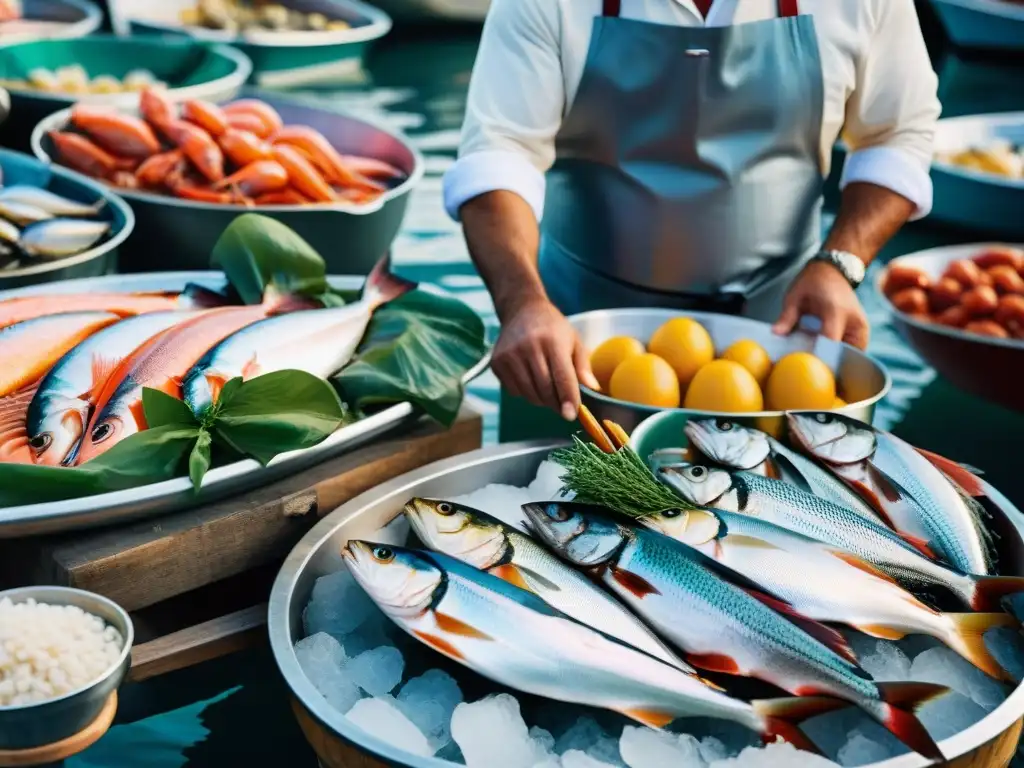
[269,441,1024,768]
[0,586,134,751]
[568,308,891,435]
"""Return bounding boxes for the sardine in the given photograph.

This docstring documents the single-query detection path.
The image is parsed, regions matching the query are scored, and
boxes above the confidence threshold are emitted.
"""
[0,219,20,245]
[522,502,947,761]
[684,418,883,525]
[26,311,198,467]
[19,219,111,259]
[657,462,1024,611]
[642,506,1015,680]
[404,498,688,670]
[182,254,414,417]
[344,540,844,748]
[0,201,52,227]
[0,186,105,217]
[786,412,991,575]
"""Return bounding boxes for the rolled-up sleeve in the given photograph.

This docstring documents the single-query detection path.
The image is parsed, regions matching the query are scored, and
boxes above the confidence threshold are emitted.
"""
[442,0,564,222]
[839,0,941,220]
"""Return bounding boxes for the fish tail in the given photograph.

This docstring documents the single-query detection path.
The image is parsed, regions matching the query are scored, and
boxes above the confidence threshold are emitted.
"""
[915,446,985,496]
[178,283,229,309]
[869,682,950,761]
[942,612,1018,680]
[259,285,321,315]
[361,252,416,309]
[753,696,846,753]
[970,574,1024,612]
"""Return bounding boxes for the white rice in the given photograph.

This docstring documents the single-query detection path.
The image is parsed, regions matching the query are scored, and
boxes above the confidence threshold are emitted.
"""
[0,597,125,707]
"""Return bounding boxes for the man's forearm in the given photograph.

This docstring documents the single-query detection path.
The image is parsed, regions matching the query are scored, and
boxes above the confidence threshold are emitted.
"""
[823,182,918,266]
[460,190,549,322]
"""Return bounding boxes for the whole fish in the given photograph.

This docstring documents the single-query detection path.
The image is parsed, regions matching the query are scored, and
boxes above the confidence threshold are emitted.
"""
[0,201,52,227]
[26,311,199,467]
[642,506,1015,680]
[0,219,20,245]
[786,412,991,575]
[0,312,120,398]
[657,462,1024,612]
[404,498,689,670]
[522,502,947,761]
[19,219,111,259]
[684,418,883,526]
[344,540,843,749]
[182,255,414,417]
[0,186,105,217]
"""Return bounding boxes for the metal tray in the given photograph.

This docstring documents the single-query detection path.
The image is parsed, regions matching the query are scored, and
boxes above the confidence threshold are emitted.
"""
[0,271,490,538]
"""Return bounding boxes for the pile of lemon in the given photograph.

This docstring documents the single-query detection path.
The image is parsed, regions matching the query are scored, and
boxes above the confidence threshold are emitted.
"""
[590,317,848,413]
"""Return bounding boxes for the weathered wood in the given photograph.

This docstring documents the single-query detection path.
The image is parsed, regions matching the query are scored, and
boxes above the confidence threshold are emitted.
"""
[0,692,117,767]
[949,717,1022,768]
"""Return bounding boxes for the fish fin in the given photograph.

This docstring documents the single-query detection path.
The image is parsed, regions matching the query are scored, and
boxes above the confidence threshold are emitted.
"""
[489,564,535,593]
[514,564,563,593]
[361,252,416,310]
[971,575,1024,612]
[411,630,465,660]
[685,653,741,674]
[915,447,985,496]
[726,534,782,550]
[129,399,149,431]
[856,624,907,641]
[846,479,899,530]
[616,708,675,730]
[741,587,859,665]
[89,355,121,398]
[179,283,228,308]
[867,463,906,503]
[204,372,229,404]
[761,459,781,480]
[754,697,847,753]
[240,354,261,380]
[874,682,950,761]
[897,532,940,561]
[434,612,493,640]
[610,566,661,598]
[260,286,320,315]
[945,613,1018,681]
[769,453,814,494]
[830,551,901,586]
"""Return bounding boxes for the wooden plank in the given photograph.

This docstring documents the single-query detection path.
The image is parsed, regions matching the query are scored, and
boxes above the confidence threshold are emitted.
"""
[128,604,267,683]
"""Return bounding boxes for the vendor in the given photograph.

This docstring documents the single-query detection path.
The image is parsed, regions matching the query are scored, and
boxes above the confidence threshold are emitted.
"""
[443,0,940,423]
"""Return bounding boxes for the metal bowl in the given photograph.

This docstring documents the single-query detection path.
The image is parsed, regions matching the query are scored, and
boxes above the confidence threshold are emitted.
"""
[0,148,134,290]
[568,308,891,436]
[876,242,1024,413]
[929,0,1024,51]
[930,112,1024,238]
[0,0,102,44]
[0,585,134,751]
[31,92,422,276]
[269,441,1024,768]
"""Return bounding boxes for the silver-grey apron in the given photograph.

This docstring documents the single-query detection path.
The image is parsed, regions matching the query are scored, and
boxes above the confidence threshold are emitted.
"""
[538,0,825,321]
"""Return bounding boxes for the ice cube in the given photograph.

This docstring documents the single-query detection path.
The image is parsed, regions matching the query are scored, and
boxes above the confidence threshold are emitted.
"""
[294,633,363,714]
[619,726,706,768]
[699,737,729,763]
[562,751,618,768]
[397,668,463,748]
[531,726,557,754]
[345,645,404,696]
[346,695,432,757]
[917,691,988,741]
[858,640,911,681]
[303,569,379,639]
[588,734,624,767]
[910,646,1008,712]
[555,717,606,755]
[451,693,549,768]
[986,627,1024,684]
[709,742,840,767]
[528,460,571,500]
[836,731,894,767]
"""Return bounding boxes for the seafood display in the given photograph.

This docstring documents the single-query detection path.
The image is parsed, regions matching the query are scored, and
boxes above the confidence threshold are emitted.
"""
[48,90,406,207]
[936,139,1024,180]
[179,0,353,33]
[0,66,164,95]
[881,246,1024,342]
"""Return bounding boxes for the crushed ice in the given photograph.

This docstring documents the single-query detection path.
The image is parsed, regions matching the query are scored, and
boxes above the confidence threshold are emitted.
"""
[292,459,1020,768]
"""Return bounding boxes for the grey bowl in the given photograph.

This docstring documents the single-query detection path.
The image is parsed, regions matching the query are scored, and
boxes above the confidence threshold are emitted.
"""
[0,585,133,751]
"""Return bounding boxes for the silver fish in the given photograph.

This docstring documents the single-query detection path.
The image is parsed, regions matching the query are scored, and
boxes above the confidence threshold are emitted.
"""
[19,219,111,259]
[344,540,843,747]
[0,186,104,217]
[0,201,52,227]
[522,501,947,761]
[0,219,20,245]
[657,462,1024,612]
[786,412,991,575]
[642,506,1015,680]
[404,497,689,670]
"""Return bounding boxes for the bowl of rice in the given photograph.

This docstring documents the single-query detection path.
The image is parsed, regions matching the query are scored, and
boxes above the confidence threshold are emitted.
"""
[0,586,133,751]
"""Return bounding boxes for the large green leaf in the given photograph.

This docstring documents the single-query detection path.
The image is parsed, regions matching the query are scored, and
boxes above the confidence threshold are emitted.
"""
[144,387,198,427]
[332,290,488,427]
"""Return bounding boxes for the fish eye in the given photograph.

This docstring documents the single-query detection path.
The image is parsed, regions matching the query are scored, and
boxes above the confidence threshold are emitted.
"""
[662,509,682,518]
[814,414,831,424]
[91,422,114,444]
[687,466,706,479]
[715,419,733,431]
[548,504,571,522]
[28,433,51,453]
[437,502,454,516]
[373,547,395,562]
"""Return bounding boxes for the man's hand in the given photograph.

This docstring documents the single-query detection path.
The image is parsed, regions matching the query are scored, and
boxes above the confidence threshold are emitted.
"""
[773,261,870,349]
[491,297,599,420]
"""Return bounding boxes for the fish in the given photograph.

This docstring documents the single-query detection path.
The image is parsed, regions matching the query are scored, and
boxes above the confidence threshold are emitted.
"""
[0,312,121,398]
[522,501,948,761]
[270,145,336,203]
[642,506,1016,680]
[0,219,20,245]
[75,294,316,464]
[343,540,845,748]
[786,412,992,575]
[684,418,884,526]
[19,219,111,259]
[212,160,289,197]
[49,131,136,178]
[271,126,385,194]
[70,105,162,159]
[181,254,412,417]
[0,186,105,217]
[222,99,283,137]
[224,112,271,139]
[657,462,1024,612]
[140,88,177,129]
[0,200,52,227]
[0,386,38,464]
[338,154,404,181]
[135,150,185,189]
[217,129,274,167]
[162,120,225,183]
[404,497,689,671]
[26,311,199,467]
[181,100,229,137]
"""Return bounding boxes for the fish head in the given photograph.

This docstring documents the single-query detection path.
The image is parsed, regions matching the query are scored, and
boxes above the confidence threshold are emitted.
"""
[342,540,443,619]
[520,502,626,568]
[657,463,732,507]
[785,412,876,465]
[75,402,137,464]
[404,498,508,570]
[641,508,722,545]
[684,418,770,470]
[26,393,90,466]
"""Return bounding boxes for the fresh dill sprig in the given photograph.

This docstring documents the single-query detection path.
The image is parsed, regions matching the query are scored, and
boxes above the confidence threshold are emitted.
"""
[551,435,692,519]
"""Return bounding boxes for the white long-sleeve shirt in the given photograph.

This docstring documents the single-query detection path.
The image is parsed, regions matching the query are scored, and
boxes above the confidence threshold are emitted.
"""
[443,0,941,223]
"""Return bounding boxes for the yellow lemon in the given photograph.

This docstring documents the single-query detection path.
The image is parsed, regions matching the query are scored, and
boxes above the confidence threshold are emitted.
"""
[590,336,645,391]
[683,360,764,413]
[609,353,681,408]
[765,352,836,411]
[647,317,714,389]
[832,396,848,409]
[720,339,773,388]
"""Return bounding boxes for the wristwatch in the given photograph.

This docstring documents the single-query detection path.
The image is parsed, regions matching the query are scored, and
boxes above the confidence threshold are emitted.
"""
[811,249,866,289]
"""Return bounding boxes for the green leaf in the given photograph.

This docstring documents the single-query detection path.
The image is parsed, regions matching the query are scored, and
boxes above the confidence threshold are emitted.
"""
[188,429,213,492]
[211,371,350,466]
[210,213,328,305]
[143,387,199,428]
[332,290,488,426]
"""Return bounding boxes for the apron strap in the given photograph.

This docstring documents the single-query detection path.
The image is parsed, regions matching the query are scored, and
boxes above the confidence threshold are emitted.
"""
[777,0,800,16]
[602,0,621,16]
